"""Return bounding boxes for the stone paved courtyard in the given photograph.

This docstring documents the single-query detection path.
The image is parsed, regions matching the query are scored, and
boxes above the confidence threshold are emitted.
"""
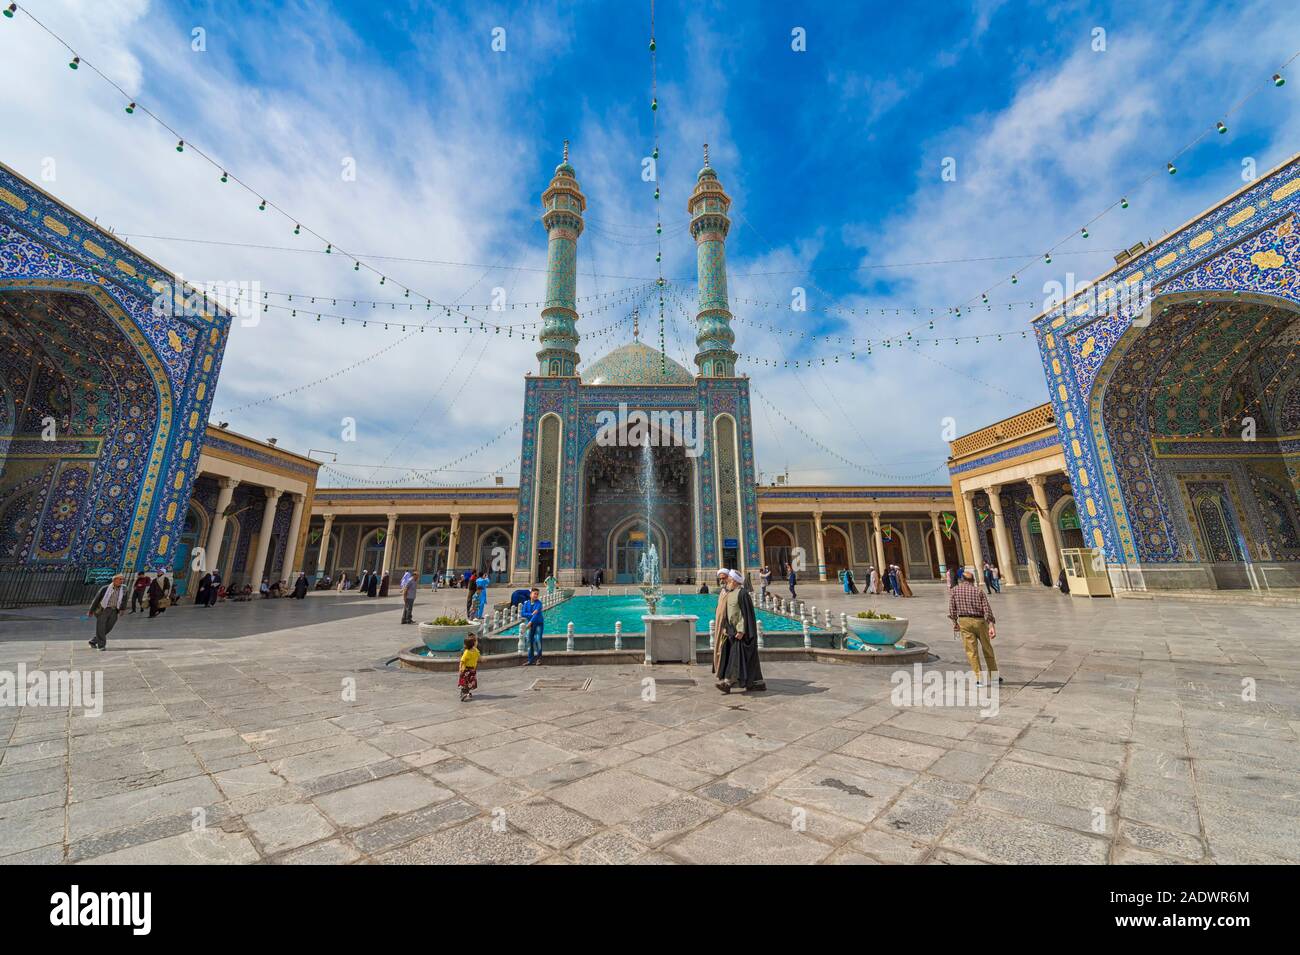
[1,583,1297,865]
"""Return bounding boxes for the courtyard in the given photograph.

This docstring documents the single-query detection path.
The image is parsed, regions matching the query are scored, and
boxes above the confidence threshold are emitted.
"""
[2,584,1297,865]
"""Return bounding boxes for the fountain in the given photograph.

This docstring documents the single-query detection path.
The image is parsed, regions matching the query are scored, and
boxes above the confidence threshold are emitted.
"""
[637,439,664,613]
[637,436,694,663]
[638,540,662,614]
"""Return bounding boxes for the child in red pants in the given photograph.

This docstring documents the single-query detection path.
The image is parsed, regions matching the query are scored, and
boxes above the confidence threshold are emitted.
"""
[458,634,480,702]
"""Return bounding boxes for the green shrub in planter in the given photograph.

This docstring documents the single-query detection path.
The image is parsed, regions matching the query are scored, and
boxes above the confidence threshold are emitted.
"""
[419,616,474,652]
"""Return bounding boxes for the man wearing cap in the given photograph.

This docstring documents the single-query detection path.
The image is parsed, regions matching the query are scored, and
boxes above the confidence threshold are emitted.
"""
[948,568,1001,686]
[717,569,765,693]
[88,573,128,651]
[710,568,730,673]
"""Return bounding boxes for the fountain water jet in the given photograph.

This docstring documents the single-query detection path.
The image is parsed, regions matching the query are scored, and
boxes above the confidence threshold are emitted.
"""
[638,438,664,615]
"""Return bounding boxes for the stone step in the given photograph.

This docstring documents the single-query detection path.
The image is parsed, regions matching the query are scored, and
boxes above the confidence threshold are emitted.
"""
[1115,588,1300,608]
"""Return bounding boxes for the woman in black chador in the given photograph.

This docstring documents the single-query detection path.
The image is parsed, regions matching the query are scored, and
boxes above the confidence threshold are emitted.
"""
[716,570,766,694]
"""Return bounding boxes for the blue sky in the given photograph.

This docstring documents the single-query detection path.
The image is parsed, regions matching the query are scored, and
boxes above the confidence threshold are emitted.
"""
[2,0,1297,485]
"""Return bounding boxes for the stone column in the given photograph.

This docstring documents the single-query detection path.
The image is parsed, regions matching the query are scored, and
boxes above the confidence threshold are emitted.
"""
[984,485,1017,587]
[204,476,239,574]
[1028,474,1062,587]
[930,511,948,580]
[871,511,887,573]
[382,512,398,575]
[447,513,461,580]
[280,493,306,579]
[249,488,283,585]
[317,513,335,576]
[960,490,981,574]
[505,520,515,580]
[813,511,828,581]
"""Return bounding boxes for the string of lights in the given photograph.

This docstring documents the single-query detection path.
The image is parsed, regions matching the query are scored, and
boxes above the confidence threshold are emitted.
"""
[319,454,519,489]
[3,4,600,343]
[661,286,947,479]
[649,0,669,371]
[254,280,653,316]
[751,384,946,481]
[925,51,1298,338]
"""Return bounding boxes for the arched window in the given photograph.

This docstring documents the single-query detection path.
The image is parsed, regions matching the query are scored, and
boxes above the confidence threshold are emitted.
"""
[361,531,386,574]
[477,528,511,583]
[1193,492,1244,562]
[419,528,449,582]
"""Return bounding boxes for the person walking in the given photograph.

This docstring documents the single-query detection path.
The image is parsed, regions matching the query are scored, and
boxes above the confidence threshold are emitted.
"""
[194,571,212,606]
[147,573,168,618]
[897,562,914,598]
[207,568,222,606]
[367,570,379,598]
[399,569,417,624]
[88,573,128,651]
[759,565,771,604]
[982,562,995,594]
[130,571,149,614]
[710,568,730,673]
[521,587,545,665]
[787,564,797,601]
[379,571,390,598]
[458,634,480,702]
[293,573,309,599]
[948,568,1001,687]
[474,570,489,621]
[465,571,478,618]
[990,564,1002,593]
[716,569,765,694]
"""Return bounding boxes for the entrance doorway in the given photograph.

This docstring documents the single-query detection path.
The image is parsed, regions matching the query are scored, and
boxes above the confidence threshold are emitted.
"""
[927,528,960,578]
[535,548,554,583]
[823,527,849,576]
[881,524,905,569]
[763,527,793,573]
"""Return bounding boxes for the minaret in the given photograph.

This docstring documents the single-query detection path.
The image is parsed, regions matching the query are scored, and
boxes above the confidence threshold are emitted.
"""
[536,140,586,377]
[689,144,737,377]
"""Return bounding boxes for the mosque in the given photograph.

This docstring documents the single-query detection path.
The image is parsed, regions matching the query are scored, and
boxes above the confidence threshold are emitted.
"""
[1,147,1298,606]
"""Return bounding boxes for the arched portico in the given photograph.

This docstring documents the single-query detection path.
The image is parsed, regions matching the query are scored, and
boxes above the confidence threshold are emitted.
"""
[0,162,229,581]
[1036,153,1300,591]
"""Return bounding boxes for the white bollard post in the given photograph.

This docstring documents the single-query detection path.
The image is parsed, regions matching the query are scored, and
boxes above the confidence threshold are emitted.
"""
[824,608,831,629]
[614,620,623,651]
[756,620,765,649]
[518,628,526,655]
[839,612,848,651]
[811,604,817,622]
[566,622,575,652]
[803,619,812,649]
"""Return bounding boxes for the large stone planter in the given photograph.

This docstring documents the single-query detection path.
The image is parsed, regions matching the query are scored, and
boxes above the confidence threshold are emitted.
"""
[418,622,474,653]
[845,615,909,648]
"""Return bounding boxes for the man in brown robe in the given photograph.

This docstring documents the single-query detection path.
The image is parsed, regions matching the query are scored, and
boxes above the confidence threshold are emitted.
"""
[710,568,730,673]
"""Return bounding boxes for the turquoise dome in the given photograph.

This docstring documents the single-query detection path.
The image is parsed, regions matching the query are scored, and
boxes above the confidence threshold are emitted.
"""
[582,341,694,385]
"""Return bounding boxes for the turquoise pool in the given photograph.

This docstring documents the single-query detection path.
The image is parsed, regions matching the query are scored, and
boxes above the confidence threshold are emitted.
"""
[505,592,818,635]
